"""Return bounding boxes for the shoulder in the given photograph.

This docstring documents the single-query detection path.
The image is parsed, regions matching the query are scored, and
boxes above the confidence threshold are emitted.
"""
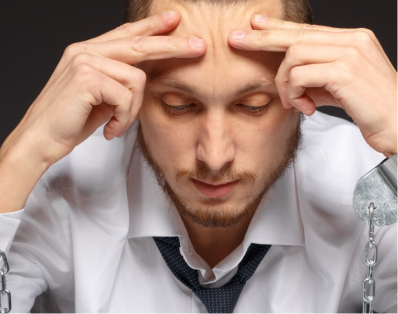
[296,111,385,205]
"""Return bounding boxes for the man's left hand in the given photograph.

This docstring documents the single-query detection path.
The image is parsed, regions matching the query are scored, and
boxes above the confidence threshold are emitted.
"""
[229,16,397,157]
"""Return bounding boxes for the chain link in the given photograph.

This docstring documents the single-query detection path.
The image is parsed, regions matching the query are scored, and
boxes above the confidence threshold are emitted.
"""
[363,203,377,314]
[0,250,11,313]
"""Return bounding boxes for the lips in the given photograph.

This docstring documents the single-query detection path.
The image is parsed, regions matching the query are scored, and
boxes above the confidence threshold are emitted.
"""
[192,179,239,198]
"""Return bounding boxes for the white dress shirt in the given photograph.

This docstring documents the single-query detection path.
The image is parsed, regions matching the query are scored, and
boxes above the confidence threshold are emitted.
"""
[0,112,396,313]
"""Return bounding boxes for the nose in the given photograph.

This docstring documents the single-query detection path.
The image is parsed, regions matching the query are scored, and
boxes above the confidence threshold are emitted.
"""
[196,112,235,171]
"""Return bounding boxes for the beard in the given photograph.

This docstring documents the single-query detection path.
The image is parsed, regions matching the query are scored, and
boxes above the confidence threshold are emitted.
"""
[135,117,302,229]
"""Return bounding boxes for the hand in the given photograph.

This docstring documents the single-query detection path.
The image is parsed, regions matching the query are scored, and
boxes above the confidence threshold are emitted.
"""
[0,11,206,213]
[2,11,206,167]
[229,16,397,157]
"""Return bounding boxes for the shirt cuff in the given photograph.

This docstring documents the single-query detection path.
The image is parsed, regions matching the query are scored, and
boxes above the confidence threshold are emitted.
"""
[0,208,24,253]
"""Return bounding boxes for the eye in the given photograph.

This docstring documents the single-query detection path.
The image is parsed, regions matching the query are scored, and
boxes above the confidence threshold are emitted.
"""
[162,101,198,115]
[235,101,271,115]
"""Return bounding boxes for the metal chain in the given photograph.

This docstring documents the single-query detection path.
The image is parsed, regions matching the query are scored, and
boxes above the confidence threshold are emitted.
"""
[0,250,11,313]
[363,203,377,314]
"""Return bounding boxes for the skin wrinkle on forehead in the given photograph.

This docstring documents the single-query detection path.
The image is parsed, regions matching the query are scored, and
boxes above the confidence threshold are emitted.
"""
[145,0,285,101]
[147,0,284,45]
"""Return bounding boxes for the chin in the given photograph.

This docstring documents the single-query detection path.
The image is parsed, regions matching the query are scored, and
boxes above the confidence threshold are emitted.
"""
[164,180,267,229]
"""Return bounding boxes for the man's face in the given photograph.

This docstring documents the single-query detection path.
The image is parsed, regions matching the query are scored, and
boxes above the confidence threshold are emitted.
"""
[138,0,301,228]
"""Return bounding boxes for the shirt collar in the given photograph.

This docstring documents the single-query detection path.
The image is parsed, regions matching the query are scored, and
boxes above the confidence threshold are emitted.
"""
[126,148,304,247]
[244,166,305,246]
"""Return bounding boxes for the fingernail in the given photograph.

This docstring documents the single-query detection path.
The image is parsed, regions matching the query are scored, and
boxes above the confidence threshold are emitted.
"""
[254,14,268,23]
[189,37,205,48]
[232,30,247,40]
[163,11,177,20]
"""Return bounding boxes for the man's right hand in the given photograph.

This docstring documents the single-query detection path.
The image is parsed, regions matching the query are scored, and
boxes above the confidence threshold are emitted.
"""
[0,11,206,213]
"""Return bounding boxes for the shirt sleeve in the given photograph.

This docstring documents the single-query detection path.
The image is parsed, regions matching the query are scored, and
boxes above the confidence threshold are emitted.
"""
[3,179,73,313]
[0,209,24,254]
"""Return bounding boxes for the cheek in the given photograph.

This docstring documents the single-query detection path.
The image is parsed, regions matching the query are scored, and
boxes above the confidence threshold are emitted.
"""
[260,101,298,143]
[233,100,298,166]
[140,94,298,177]
[139,97,196,173]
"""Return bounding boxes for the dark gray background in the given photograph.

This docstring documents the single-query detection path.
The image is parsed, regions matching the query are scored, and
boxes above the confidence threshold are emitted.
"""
[0,1,397,144]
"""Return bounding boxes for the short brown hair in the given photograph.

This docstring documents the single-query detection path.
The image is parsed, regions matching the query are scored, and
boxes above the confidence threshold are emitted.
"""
[124,0,313,24]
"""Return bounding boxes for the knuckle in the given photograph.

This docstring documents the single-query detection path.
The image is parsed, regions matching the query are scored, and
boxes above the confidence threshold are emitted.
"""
[358,28,375,39]
[124,90,134,105]
[74,64,96,85]
[343,46,360,59]
[353,30,373,47]
[286,43,304,60]
[169,36,180,48]
[288,93,296,103]
[336,61,354,83]
[165,37,182,58]
[130,36,145,54]
[291,29,305,43]
[257,30,270,43]
[115,23,132,36]
[134,69,147,87]
[64,42,88,59]
[70,53,92,68]
[289,67,302,84]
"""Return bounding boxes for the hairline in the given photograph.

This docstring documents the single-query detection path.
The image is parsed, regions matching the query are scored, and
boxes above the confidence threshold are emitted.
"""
[124,0,313,24]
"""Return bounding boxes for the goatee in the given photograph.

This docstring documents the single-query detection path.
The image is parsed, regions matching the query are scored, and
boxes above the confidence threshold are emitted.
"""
[135,118,302,229]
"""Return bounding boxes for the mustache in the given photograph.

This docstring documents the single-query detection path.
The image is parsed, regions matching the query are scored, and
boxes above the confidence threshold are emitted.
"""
[175,164,256,183]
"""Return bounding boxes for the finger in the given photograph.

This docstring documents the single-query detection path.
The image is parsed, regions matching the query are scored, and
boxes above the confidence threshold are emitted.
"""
[66,53,146,138]
[68,53,146,91]
[100,64,144,137]
[81,56,145,138]
[101,79,135,140]
[278,43,341,82]
[72,68,135,140]
[90,35,206,64]
[229,28,351,52]
[87,11,181,43]
[116,82,145,138]
[286,90,316,116]
[276,43,345,109]
[250,16,388,62]
[79,103,114,143]
[251,16,347,33]
[285,63,337,115]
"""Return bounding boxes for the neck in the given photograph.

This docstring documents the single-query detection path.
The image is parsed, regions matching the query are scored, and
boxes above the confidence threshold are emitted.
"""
[181,214,254,269]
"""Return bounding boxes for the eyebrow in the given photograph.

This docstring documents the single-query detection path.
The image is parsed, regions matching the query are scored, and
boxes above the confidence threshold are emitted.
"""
[147,76,276,100]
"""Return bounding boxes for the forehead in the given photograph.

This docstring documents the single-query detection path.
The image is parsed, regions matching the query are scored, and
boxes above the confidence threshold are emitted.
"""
[149,0,284,22]
[144,0,285,99]
[149,0,284,40]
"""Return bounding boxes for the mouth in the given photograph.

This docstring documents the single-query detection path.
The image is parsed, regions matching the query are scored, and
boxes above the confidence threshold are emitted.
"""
[191,179,239,198]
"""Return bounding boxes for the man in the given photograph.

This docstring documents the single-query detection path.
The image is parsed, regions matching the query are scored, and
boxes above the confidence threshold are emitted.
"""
[0,0,396,312]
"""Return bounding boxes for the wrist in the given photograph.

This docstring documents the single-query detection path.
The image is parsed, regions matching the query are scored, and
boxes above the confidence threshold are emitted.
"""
[378,123,397,158]
[0,134,50,214]
[383,150,397,159]
[382,140,397,158]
